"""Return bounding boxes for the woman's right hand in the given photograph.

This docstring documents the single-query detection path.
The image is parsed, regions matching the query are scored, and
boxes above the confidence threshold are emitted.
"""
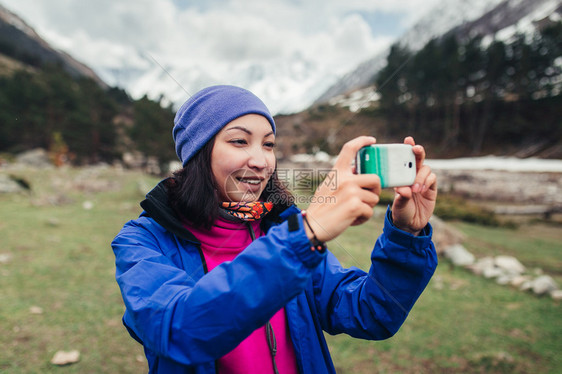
[303,136,381,242]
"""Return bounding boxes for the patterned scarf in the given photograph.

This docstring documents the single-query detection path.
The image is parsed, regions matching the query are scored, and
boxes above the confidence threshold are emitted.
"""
[221,201,273,221]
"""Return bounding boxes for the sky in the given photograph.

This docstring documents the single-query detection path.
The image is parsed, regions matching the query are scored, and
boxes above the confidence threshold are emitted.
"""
[1,0,442,111]
[1,0,440,72]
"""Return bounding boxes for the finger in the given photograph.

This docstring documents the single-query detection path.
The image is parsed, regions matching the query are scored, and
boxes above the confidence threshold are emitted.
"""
[422,172,438,195]
[412,165,432,193]
[337,176,381,207]
[355,188,380,208]
[404,136,415,146]
[403,136,425,170]
[412,144,426,170]
[349,201,375,226]
[353,173,381,192]
[333,136,377,173]
[351,216,369,226]
[394,185,412,201]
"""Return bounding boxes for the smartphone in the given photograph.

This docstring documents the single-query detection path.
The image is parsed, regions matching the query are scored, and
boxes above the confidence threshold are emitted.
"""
[356,144,416,188]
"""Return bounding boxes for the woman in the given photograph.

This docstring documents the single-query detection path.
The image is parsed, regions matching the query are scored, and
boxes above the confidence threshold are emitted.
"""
[112,85,438,374]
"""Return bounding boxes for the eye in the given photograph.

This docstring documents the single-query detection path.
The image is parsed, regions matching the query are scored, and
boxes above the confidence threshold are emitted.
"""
[264,141,276,149]
[229,139,248,145]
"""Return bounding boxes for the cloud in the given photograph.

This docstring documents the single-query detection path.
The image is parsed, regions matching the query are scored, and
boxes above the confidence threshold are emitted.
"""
[3,0,428,61]
[1,0,439,109]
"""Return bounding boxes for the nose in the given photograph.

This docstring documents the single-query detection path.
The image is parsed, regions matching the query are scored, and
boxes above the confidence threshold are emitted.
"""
[247,146,268,170]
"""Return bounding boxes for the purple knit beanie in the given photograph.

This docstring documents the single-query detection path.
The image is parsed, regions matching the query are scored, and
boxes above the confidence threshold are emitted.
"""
[173,85,276,166]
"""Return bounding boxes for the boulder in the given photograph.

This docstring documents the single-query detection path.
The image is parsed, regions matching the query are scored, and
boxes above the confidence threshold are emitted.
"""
[496,274,516,285]
[443,244,475,266]
[50,350,80,366]
[483,266,504,279]
[16,149,52,168]
[509,275,531,288]
[466,256,495,276]
[550,289,562,301]
[0,253,13,264]
[494,256,526,275]
[531,275,558,295]
[0,174,23,193]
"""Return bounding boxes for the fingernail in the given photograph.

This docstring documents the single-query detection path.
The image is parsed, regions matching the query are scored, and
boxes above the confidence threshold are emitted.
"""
[412,183,420,193]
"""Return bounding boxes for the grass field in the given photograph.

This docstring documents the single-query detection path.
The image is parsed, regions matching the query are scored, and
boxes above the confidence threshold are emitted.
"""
[1,167,560,373]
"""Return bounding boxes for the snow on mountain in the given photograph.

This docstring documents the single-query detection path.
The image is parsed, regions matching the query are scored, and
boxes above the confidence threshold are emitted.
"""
[97,48,339,115]
[316,0,561,108]
[398,0,506,51]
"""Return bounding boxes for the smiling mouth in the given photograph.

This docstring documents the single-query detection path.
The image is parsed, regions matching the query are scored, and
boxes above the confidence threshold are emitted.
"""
[236,177,263,185]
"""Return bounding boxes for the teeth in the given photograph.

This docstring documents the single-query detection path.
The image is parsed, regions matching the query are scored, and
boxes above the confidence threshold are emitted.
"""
[239,179,260,185]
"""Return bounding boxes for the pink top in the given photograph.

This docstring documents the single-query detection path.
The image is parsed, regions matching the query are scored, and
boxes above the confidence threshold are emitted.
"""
[185,216,299,374]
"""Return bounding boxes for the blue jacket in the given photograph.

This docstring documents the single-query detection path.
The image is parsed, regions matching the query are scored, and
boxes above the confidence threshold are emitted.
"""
[112,181,437,373]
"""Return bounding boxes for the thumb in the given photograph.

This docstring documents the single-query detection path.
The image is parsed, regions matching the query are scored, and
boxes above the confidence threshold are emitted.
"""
[393,187,411,208]
[333,136,377,173]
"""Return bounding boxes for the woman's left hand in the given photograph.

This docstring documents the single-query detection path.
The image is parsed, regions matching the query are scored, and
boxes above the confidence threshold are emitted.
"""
[391,137,438,235]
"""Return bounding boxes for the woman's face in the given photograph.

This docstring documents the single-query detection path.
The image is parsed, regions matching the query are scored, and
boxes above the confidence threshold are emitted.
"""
[211,114,276,202]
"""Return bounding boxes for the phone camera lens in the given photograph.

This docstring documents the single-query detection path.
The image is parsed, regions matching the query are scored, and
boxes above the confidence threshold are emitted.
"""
[408,162,413,168]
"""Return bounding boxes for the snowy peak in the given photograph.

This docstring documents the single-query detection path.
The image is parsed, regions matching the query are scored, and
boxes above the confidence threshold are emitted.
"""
[316,0,562,106]
[398,0,505,51]
[449,0,562,42]
[98,50,336,115]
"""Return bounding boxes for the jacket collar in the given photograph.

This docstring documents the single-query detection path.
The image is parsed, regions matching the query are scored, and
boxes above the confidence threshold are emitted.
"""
[140,179,299,244]
[140,179,200,244]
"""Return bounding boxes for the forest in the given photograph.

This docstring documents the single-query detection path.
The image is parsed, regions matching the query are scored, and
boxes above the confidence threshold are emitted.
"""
[0,64,176,165]
[374,21,562,156]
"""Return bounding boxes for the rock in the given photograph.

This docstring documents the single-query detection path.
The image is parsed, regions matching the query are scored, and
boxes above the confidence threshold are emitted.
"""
[467,256,495,276]
[550,289,562,301]
[531,275,558,295]
[443,244,475,266]
[0,253,12,264]
[494,256,526,275]
[510,275,531,288]
[483,266,503,279]
[0,174,24,193]
[29,306,43,314]
[82,201,94,210]
[496,274,515,285]
[16,149,53,168]
[519,280,533,291]
[50,350,80,365]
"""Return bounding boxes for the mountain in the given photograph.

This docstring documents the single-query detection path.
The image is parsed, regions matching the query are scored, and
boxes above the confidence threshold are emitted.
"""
[95,49,337,115]
[0,4,179,165]
[316,0,562,106]
[0,4,106,86]
[3,0,557,116]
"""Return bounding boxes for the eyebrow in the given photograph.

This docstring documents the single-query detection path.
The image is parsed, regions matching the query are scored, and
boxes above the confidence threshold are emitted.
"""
[225,126,274,137]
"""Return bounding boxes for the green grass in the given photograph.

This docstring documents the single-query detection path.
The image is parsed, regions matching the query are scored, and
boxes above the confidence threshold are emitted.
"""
[0,167,157,373]
[1,167,561,373]
[326,219,562,374]
[453,222,562,280]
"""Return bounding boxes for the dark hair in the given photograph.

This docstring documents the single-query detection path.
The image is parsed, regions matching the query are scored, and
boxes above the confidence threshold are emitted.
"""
[166,137,294,230]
